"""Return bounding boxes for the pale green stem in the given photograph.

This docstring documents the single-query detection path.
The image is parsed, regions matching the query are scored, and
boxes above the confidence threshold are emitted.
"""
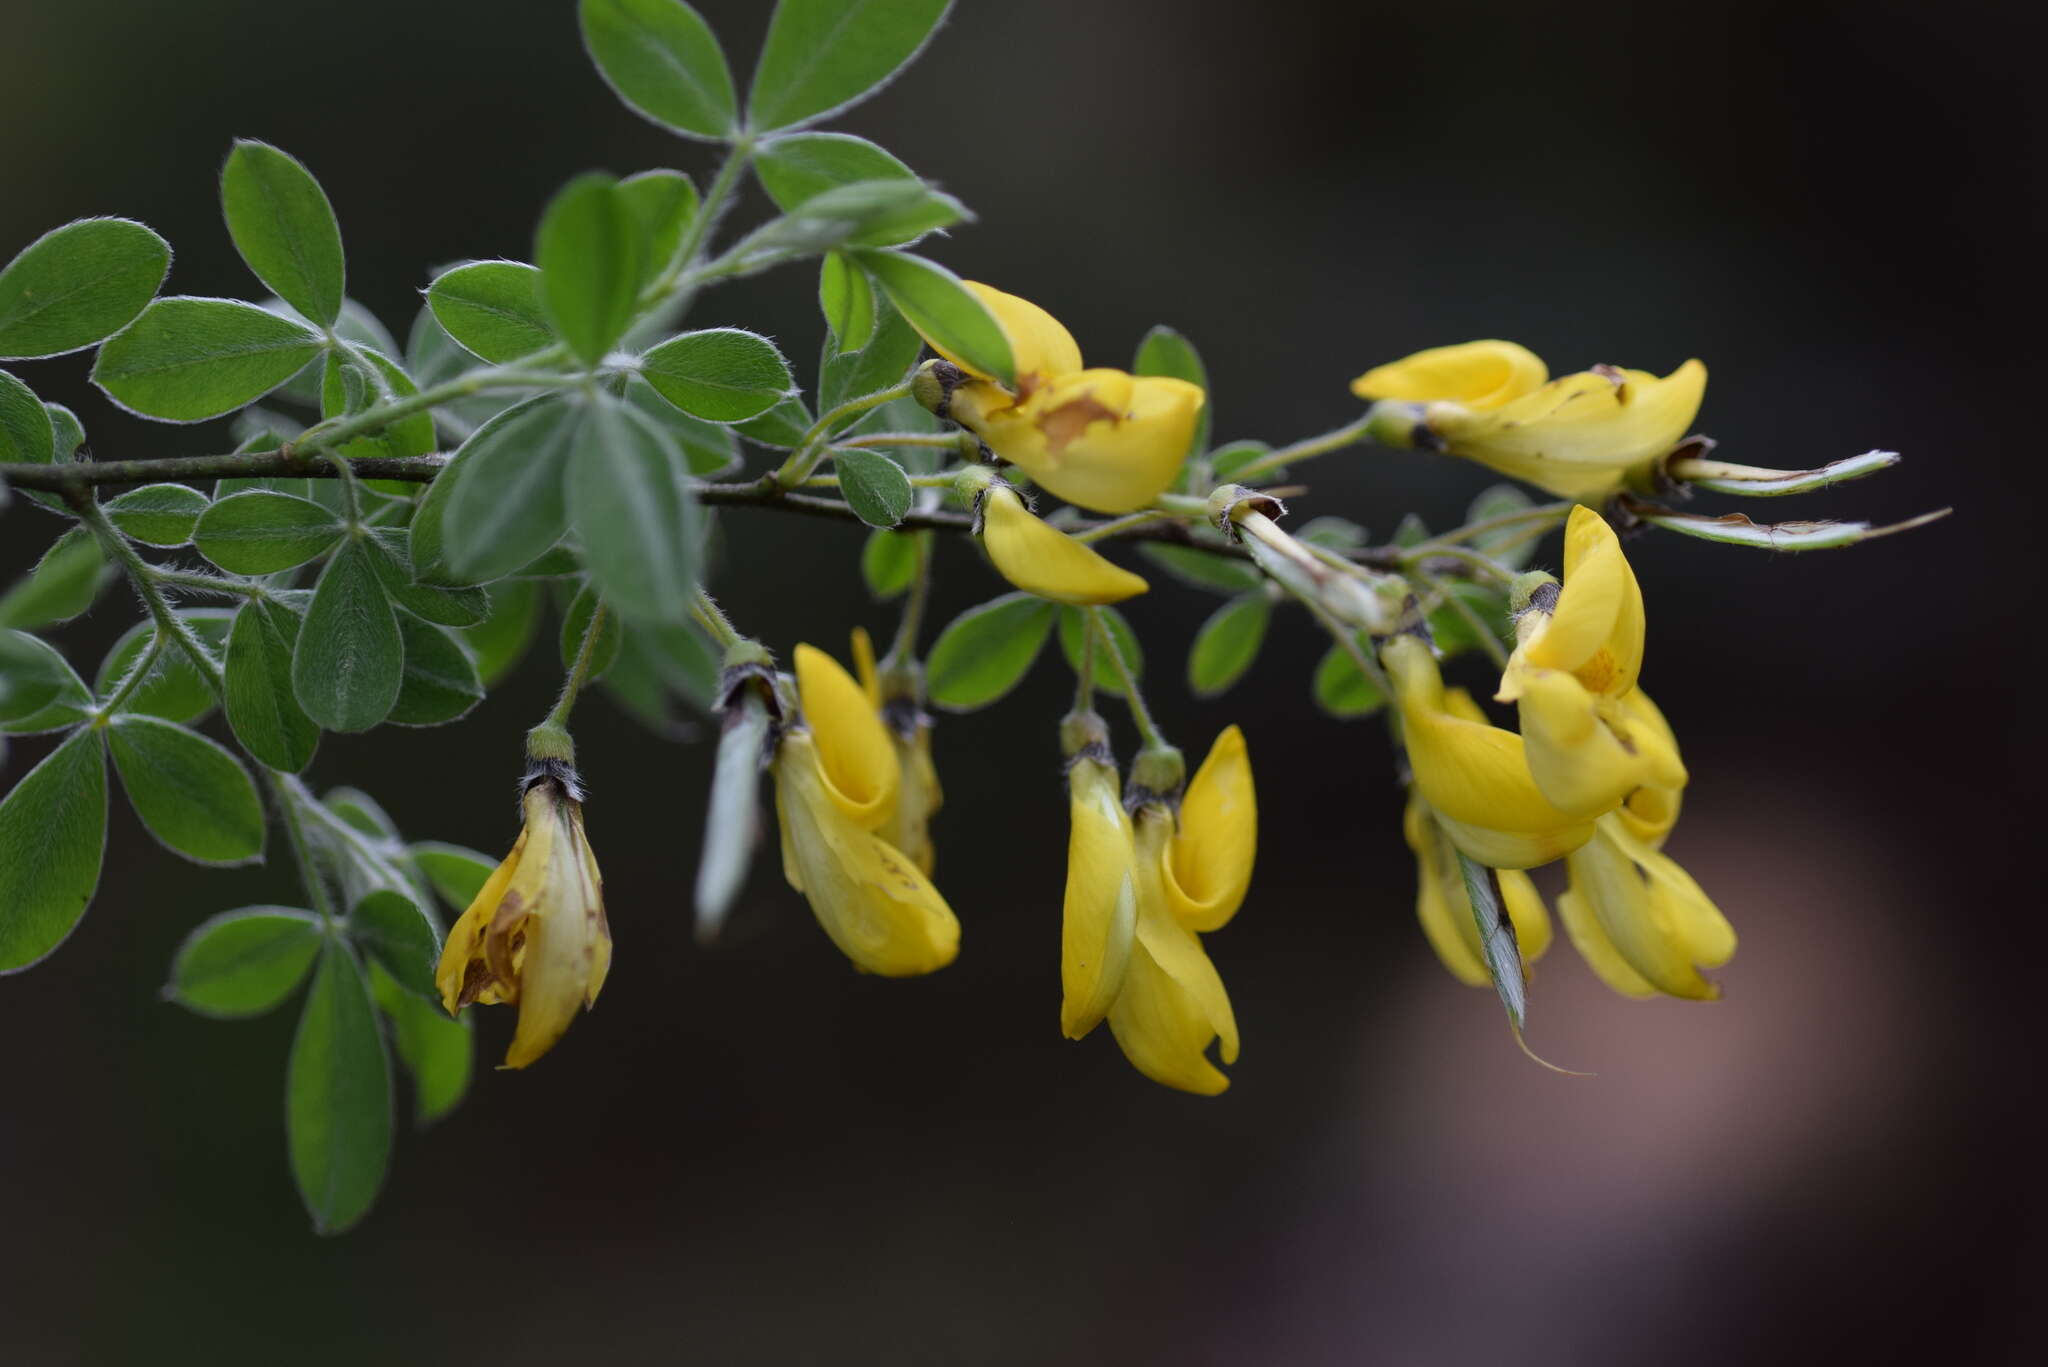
[96,632,165,717]
[882,532,934,671]
[297,361,571,455]
[801,470,956,490]
[1415,501,1572,551]
[1089,606,1164,752]
[1226,413,1376,486]
[838,432,961,450]
[1401,542,1512,583]
[1073,606,1100,714]
[539,601,609,736]
[1417,572,1511,670]
[773,380,917,488]
[691,587,744,650]
[646,143,753,302]
[1073,508,1174,544]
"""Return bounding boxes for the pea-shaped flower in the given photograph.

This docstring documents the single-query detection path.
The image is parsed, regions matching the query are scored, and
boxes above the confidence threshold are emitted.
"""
[917,282,1204,514]
[1355,340,1706,500]
[978,481,1148,606]
[772,643,959,976]
[435,769,611,1069]
[850,627,943,876]
[1496,506,1686,819]
[1382,633,1595,870]
[1402,788,1553,987]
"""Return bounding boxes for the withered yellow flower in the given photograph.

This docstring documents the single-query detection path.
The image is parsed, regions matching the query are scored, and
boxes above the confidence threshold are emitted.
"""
[979,482,1147,606]
[1497,506,1685,819]
[920,281,1204,514]
[435,770,611,1069]
[850,627,942,876]
[1554,690,1736,1000]
[773,643,958,976]
[1383,633,1594,869]
[1356,341,1706,500]
[1402,790,1553,987]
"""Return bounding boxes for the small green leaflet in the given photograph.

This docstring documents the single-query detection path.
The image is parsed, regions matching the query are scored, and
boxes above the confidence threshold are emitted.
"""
[1187,594,1270,697]
[0,217,171,360]
[92,296,324,422]
[833,448,913,527]
[0,727,107,972]
[579,0,738,141]
[107,714,266,865]
[166,908,323,1018]
[220,140,347,327]
[926,593,1055,711]
[747,0,953,133]
[287,940,394,1234]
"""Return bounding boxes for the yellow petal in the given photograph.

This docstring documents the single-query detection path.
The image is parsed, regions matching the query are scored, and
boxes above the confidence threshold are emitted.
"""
[794,642,898,828]
[1164,725,1256,932]
[1557,886,1659,998]
[773,734,959,977]
[963,369,1202,514]
[1107,818,1238,1094]
[1499,868,1553,962]
[1351,340,1548,411]
[1433,808,1594,870]
[1404,793,1487,985]
[886,724,943,877]
[1431,360,1708,500]
[1384,635,1590,841]
[1060,757,1137,1038]
[1515,669,1655,820]
[927,281,1082,385]
[1602,820,1735,967]
[1524,506,1629,677]
[1564,820,1718,1000]
[979,485,1148,605]
[504,792,609,1069]
[436,829,524,1013]
[850,626,880,709]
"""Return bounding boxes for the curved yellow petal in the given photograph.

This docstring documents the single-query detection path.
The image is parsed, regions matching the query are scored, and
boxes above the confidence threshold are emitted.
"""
[1564,820,1718,1000]
[887,723,942,877]
[1603,820,1735,967]
[926,281,1081,385]
[1107,818,1238,1094]
[773,733,959,976]
[436,830,524,1013]
[1060,757,1137,1038]
[979,485,1148,605]
[963,369,1202,514]
[1525,506,1629,676]
[1351,340,1548,411]
[1431,359,1708,500]
[1404,793,1487,985]
[1557,885,1659,998]
[794,642,898,828]
[1434,808,1594,870]
[504,793,609,1069]
[1164,725,1256,932]
[1515,669,1655,820]
[1499,868,1553,963]
[850,626,880,709]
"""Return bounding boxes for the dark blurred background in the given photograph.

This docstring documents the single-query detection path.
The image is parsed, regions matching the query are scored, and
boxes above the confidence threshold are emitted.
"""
[1,0,2039,1362]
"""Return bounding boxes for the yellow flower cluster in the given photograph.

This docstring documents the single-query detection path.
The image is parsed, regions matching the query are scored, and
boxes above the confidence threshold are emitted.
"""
[1387,506,1734,999]
[1353,340,1706,500]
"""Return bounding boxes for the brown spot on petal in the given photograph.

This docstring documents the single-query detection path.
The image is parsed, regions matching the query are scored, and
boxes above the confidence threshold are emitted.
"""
[456,958,496,1009]
[1037,394,1119,457]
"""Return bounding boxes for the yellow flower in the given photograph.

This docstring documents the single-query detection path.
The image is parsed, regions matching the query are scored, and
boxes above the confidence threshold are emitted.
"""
[772,643,958,975]
[850,628,942,875]
[1496,506,1685,819]
[1352,340,1548,411]
[1356,341,1706,500]
[978,483,1148,605]
[435,772,611,1069]
[1057,726,1252,1094]
[1402,789,1552,986]
[1382,633,1594,869]
[1552,689,1735,1000]
[1059,750,1137,1039]
[920,281,1204,514]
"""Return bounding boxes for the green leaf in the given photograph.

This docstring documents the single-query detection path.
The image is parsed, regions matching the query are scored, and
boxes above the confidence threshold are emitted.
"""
[1209,440,1272,482]
[1313,637,1385,719]
[287,941,393,1234]
[732,394,813,448]
[388,615,484,726]
[861,527,919,599]
[1057,605,1144,698]
[102,482,209,546]
[0,218,171,360]
[626,379,741,475]
[224,598,320,771]
[367,958,471,1128]
[631,619,720,705]
[1297,516,1369,552]
[834,447,912,527]
[294,540,403,732]
[819,250,876,352]
[107,714,265,864]
[93,610,232,723]
[0,728,107,971]
[1427,581,1511,660]
[748,0,952,133]
[330,347,435,465]
[618,169,698,286]
[0,367,54,464]
[462,580,540,687]
[406,841,498,912]
[220,140,346,327]
[820,288,921,413]
[46,401,86,459]
[166,908,322,1018]
[759,133,917,210]
[536,174,646,366]
[1392,512,1431,548]
[1,628,73,723]
[0,631,93,734]
[424,261,551,364]
[324,786,400,842]
[926,592,1055,711]
[1187,594,1270,698]
[639,328,793,422]
[1466,483,1540,569]
[192,490,344,574]
[363,532,489,627]
[348,889,441,1000]
[569,397,699,623]
[1137,542,1261,595]
[559,586,622,680]
[438,393,581,584]
[853,250,1012,386]
[93,297,323,422]
[745,180,964,258]
[579,0,737,140]
[1134,324,1210,459]
[0,528,108,630]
